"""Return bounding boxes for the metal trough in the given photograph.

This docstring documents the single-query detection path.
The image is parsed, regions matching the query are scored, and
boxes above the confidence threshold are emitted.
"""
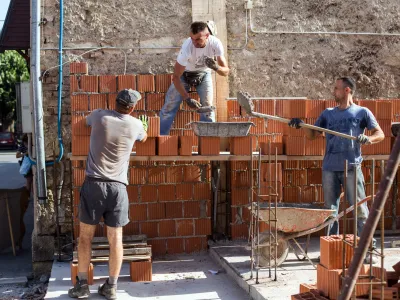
[190,122,254,137]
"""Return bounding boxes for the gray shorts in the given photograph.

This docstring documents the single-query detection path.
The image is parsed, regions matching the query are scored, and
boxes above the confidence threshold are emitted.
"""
[79,177,129,227]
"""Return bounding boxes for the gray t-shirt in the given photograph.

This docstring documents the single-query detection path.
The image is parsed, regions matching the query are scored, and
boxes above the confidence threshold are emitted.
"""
[85,109,145,185]
[315,104,378,172]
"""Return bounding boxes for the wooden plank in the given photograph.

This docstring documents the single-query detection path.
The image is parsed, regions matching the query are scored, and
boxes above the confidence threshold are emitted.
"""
[77,235,147,244]
[73,247,151,258]
[73,255,151,263]
[91,242,148,250]
[68,153,391,162]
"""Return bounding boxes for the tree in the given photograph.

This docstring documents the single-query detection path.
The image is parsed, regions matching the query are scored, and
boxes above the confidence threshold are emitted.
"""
[0,50,29,132]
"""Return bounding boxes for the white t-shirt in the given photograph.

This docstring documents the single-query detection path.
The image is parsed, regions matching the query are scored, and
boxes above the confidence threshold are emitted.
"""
[85,109,146,185]
[177,35,224,72]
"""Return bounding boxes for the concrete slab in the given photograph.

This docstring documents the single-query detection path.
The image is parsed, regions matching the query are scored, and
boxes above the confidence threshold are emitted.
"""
[45,254,249,299]
[210,236,400,300]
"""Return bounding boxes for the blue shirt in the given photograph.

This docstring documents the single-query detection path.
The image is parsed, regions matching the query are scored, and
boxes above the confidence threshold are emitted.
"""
[315,104,378,171]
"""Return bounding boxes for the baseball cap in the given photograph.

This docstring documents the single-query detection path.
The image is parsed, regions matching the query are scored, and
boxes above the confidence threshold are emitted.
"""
[116,89,141,108]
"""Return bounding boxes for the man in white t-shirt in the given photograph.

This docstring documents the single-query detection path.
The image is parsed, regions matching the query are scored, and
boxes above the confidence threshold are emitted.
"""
[160,21,230,135]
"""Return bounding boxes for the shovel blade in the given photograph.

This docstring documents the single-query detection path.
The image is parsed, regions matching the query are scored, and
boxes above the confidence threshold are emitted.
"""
[237,91,255,115]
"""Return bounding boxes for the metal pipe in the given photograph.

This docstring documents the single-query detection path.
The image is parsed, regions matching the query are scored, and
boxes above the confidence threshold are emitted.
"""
[268,142,271,279]
[342,160,348,284]
[41,46,180,50]
[339,136,400,300]
[249,140,254,279]
[31,0,48,204]
[274,147,278,281]
[354,165,358,247]
[256,150,261,284]
[369,160,375,300]
[248,8,400,36]
[380,160,385,300]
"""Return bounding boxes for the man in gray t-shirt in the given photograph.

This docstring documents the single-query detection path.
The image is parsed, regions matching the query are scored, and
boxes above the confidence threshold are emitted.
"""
[69,89,147,299]
[288,77,384,262]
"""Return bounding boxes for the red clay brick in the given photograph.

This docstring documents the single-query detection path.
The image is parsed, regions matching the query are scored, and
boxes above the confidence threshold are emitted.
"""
[231,188,249,205]
[159,220,176,237]
[165,166,184,183]
[130,260,152,282]
[194,183,211,200]
[69,62,88,75]
[283,186,301,202]
[147,117,160,137]
[307,169,323,185]
[195,219,212,235]
[231,224,248,240]
[183,165,202,182]
[72,136,90,156]
[166,238,184,254]
[130,204,147,221]
[89,94,107,110]
[165,202,183,219]
[258,135,284,155]
[260,163,283,183]
[198,137,220,155]
[306,100,325,118]
[135,138,156,156]
[284,136,306,156]
[139,222,158,238]
[107,93,118,110]
[155,74,173,92]
[183,201,201,218]
[146,93,165,110]
[127,186,139,203]
[305,136,325,156]
[230,136,253,155]
[157,136,179,156]
[70,76,79,93]
[129,168,147,185]
[80,75,99,93]
[258,99,275,115]
[185,237,206,253]
[123,221,140,235]
[148,203,165,220]
[249,118,266,135]
[179,136,194,156]
[282,99,309,118]
[376,100,393,120]
[117,74,136,90]
[148,167,166,184]
[99,75,117,93]
[174,111,192,129]
[176,183,193,200]
[283,169,307,186]
[158,185,176,201]
[176,219,194,236]
[141,185,158,202]
[137,74,155,92]
[148,239,166,255]
[71,94,89,112]
[227,100,241,117]
[72,114,90,136]
[357,100,377,115]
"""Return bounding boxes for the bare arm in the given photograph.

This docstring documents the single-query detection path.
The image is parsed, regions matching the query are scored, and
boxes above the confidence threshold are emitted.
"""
[215,56,230,77]
[172,62,189,99]
[16,151,24,158]
[304,128,323,140]
[367,126,385,144]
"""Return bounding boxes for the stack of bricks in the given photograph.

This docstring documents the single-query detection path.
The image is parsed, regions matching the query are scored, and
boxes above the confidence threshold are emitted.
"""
[314,234,388,299]
[70,63,212,254]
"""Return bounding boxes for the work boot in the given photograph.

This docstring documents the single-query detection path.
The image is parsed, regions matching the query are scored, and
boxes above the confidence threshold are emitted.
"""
[68,277,90,298]
[98,279,117,300]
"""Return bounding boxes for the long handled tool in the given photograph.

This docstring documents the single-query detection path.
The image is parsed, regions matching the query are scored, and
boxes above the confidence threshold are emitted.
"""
[237,91,357,141]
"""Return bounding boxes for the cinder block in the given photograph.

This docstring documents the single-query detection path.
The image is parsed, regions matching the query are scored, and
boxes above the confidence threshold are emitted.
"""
[157,136,179,156]
[135,138,156,156]
[71,263,94,285]
[130,260,152,282]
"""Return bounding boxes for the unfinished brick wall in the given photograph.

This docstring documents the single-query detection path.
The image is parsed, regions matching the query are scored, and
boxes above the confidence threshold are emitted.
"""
[228,98,400,240]
[70,63,212,254]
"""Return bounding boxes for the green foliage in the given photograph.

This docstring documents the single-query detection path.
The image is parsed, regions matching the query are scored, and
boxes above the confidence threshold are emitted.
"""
[0,50,29,131]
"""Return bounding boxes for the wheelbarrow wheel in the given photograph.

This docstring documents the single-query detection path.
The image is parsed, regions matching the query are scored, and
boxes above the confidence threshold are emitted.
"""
[255,232,289,268]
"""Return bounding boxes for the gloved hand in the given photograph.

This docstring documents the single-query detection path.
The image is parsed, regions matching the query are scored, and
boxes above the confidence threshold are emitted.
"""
[204,56,219,71]
[196,106,215,114]
[357,134,371,145]
[185,97,202,109]
[139,115,148,132]
[288,118,304,129]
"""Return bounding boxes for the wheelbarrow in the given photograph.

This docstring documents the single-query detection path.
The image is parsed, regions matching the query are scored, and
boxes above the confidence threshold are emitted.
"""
[248,195,373,268]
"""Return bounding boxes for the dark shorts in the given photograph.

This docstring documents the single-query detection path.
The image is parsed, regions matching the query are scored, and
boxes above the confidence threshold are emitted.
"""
[79,177,129,227]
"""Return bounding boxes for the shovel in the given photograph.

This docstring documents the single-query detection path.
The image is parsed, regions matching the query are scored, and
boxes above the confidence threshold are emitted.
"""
[237,91,357,141]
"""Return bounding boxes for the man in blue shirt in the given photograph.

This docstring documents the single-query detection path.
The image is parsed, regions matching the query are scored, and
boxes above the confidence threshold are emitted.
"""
[289,77,384,261]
